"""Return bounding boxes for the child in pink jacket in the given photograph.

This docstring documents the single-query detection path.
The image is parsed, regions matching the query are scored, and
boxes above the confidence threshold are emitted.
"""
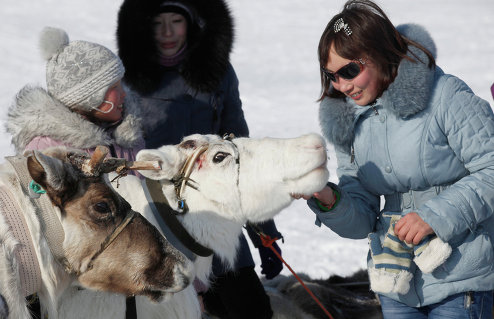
[6,27,144,160]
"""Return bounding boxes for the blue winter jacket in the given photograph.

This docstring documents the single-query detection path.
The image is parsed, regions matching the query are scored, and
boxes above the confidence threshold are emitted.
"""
[308,24,494,306]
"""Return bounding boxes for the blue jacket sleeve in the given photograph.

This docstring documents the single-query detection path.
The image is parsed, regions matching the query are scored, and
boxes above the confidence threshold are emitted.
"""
[307,148,380,239]
[415,75,494,242]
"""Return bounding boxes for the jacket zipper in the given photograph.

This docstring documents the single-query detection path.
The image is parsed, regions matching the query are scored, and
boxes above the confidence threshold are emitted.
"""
[371,102,379,115]
[350,103,378,164]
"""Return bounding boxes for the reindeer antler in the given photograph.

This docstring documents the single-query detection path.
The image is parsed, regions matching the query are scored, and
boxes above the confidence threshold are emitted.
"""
[78,146,109,176]
[99,158,161,174]
[124,161,161,171]
[88,146,109,173]
[73,146,161,176]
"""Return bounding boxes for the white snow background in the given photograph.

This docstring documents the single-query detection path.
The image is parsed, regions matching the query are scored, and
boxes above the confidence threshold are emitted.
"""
[1,0,493,280]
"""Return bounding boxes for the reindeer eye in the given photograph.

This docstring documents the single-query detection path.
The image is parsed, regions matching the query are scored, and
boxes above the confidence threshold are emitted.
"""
[94,202,111,213]
[213,152,229,163]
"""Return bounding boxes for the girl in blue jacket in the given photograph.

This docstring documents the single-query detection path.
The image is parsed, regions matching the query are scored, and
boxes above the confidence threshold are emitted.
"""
[302,0,494,318]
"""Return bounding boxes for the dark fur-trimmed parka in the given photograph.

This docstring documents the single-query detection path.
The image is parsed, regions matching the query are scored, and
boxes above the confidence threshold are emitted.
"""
[116,0,283,274]
[116,0,249,149]
[117,0,234,95]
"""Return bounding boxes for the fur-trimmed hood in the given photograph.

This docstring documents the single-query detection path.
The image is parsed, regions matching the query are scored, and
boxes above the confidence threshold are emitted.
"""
[5,85,143,152]
[319,24,437,153]
[116,0,234,94]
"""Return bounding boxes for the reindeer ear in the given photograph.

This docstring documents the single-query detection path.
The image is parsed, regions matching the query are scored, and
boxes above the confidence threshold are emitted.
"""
[27,151,78,196]
[136,147,184,180]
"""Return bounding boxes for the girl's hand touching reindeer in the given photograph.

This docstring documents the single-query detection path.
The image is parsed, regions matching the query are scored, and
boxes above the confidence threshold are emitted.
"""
[291,185,336,209]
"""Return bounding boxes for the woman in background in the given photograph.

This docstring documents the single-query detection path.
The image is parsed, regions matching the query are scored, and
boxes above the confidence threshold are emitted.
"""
[117,0,283,318]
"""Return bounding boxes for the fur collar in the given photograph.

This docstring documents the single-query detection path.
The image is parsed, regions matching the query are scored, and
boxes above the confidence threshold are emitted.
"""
[319,24,437,153]
[117,0,234,94]
[6,85,143,152]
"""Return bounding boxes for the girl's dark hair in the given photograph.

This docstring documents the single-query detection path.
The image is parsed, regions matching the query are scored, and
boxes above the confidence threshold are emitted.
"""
[317,0,435,101]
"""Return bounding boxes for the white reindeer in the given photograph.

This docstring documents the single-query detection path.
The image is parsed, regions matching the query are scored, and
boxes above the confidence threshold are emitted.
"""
[58,133,329,318]
[0,147,194,319]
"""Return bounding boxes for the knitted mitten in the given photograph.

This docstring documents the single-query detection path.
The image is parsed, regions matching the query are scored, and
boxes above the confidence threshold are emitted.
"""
[368,231,414,294]
[369,213,452,295]
[368,214,414,294]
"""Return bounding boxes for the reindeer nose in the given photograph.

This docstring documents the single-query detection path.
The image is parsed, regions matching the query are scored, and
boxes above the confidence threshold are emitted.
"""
[170,257,195,292]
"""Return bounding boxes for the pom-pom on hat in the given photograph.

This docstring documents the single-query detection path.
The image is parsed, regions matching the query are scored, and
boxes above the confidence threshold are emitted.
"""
[39,27,125,112]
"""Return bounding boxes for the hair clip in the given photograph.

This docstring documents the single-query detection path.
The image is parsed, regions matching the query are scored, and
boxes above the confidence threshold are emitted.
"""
[334,18,352,36]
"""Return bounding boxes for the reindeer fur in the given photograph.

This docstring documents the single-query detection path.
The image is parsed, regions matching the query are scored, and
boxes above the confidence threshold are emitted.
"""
[57,133,330,318]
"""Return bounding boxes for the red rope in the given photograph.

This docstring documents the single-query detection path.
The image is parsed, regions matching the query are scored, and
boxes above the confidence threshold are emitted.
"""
[259,233,335,319]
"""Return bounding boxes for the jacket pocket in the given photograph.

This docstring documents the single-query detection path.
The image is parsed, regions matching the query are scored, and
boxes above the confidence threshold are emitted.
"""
[427,231,493,280]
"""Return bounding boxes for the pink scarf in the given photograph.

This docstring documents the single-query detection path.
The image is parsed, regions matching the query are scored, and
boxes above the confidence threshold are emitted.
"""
[159,43,187,67]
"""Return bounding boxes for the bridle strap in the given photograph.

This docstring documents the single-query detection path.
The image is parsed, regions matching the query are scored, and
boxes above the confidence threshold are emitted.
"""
[82,210,136,274]
[5,156,66,264]
[0,185,42,296]
[143,178,214,258]
[125,296,137,319]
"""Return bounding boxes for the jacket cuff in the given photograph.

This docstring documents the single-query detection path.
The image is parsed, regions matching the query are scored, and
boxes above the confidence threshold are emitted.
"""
[307,182,353,227]
[315,188,340,211]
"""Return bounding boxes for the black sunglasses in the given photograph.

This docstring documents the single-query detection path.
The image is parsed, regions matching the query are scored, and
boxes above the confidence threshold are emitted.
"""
[321,59,365,82]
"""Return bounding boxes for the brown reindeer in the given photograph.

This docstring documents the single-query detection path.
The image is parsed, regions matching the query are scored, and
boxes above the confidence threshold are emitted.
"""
[0,146,194,318]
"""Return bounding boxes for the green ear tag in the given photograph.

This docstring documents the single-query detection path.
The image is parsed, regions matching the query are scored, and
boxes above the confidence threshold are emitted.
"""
[29,180,46,198]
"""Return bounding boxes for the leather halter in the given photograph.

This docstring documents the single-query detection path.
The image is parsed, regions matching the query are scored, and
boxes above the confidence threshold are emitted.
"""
[75,210,137,275]
[141,135,242,260]
[143,178,213,260]
[172,145,209,214]
[172,135,240,214]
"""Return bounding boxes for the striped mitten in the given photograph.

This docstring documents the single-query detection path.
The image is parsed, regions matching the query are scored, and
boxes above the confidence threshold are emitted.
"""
[368,214,414,294]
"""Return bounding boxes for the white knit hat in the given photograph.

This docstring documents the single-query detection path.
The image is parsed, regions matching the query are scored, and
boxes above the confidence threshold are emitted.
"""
[39,27,125,112]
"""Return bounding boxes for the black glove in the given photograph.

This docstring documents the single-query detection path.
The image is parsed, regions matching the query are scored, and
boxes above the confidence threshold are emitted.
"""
[258,242,283,279]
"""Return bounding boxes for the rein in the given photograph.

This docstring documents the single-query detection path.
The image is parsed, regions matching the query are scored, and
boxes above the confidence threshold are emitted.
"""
[250,225,335,319]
